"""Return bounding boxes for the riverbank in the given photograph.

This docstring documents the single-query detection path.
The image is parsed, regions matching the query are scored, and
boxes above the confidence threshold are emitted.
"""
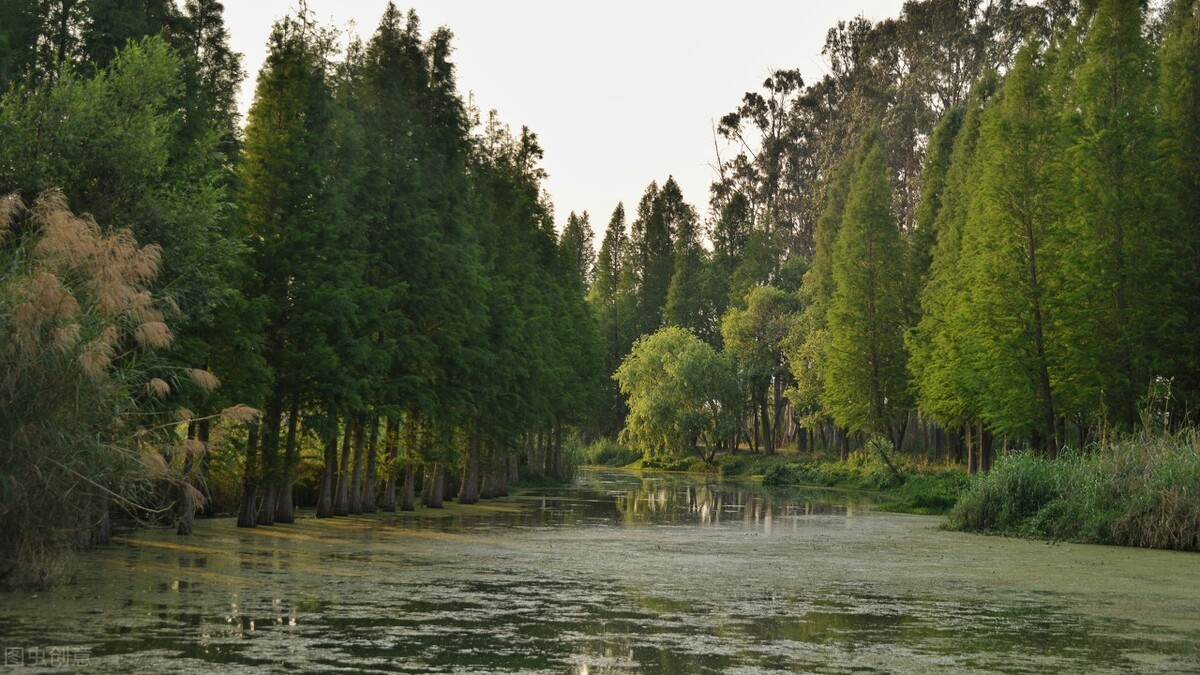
[946,429,1200,552]
[581,439,970,515]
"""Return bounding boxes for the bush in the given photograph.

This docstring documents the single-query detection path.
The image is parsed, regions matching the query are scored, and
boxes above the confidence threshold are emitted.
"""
[579,438,642,467]
[0,193,195,587]
[946,430,1200,551]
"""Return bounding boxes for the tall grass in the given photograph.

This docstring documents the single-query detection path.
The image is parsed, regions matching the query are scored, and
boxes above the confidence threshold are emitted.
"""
[946,430,1200,551]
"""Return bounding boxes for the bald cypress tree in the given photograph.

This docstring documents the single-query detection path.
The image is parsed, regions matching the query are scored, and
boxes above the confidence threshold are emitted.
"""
[1057,0,1175,428]
[959,45,1065,455]
[1158,0,1200,402]
[823,133,911,448]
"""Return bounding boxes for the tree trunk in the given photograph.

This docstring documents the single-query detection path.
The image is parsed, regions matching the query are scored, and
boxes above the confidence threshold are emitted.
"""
[381,416,399,512]
[257,397,284,526]
[275,395,301,523]
[967,423,977,475]
[350,417,366,514]
[176,422,197,536]
[459,427,481,504]
[425,464,444,508]
[237,423,260,528]
[981,427,994,473]
[362,417,379,513]
[335,419,353,516]
[400,465,416,511]
[508,448,520,486]
[760,391,774,455]
[316,419,337,518]
[552,419,564,480]
[197,420,214,517]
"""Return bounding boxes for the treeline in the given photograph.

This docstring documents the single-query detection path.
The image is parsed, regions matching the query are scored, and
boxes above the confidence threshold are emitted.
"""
[586,0,1199,469]
[1,0,598,585]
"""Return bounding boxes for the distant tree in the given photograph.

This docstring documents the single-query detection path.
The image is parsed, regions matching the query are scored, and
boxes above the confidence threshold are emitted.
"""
[722,286,798,455]
[559,211,596,290]
[615,327,741,463]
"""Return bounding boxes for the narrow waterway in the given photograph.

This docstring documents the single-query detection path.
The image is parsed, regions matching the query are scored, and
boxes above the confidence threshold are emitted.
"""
[1,469,1198,673]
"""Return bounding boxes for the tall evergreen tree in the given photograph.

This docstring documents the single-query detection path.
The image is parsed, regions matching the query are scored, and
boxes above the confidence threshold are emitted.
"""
[960,45,1065,454]
[1158,0,1200,401]
[907,80,992,435]
[1058,0,1175,427]
[559,210,595,291]
[823,133,911,447]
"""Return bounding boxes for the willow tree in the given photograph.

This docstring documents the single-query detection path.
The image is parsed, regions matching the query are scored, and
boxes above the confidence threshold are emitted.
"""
[823,133,911,451]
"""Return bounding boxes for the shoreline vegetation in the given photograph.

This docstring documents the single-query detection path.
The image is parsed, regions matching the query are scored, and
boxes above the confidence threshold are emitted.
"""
[4,0,1199,591]
[581,429,1200,551]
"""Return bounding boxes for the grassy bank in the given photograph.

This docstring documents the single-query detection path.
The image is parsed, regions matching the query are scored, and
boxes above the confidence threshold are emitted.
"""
[579,439,970,515]
[946,430,1200,551]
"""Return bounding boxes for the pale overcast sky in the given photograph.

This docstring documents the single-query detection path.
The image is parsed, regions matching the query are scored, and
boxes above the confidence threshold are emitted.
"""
[225,1,908,233]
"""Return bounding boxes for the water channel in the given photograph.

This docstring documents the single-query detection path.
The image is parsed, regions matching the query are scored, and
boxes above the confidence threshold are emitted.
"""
[1,469,1198,673]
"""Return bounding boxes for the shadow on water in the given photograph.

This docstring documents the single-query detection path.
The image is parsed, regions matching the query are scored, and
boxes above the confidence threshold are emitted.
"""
[1,468,1198,673]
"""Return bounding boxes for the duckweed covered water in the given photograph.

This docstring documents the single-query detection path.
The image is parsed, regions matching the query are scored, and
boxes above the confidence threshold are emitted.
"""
[2,469,1198,673]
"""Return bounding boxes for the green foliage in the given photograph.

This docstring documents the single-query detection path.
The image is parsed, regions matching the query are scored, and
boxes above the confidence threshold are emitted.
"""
[615,327,741,462]
[579,438,642,467]
[0,192,198,588]
[823,134,911,440]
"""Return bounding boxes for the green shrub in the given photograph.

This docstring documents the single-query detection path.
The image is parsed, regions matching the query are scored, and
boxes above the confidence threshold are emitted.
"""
[946,430,1200,551]
[579,438,642,467]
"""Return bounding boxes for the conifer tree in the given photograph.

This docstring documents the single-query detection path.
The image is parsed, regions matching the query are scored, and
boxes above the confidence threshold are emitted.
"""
[1158,0,1200,400]
[1058,0,1175,427]
[559,211,596,291]
[907,80,991,435]
[823,133,911,446]
[960,45,1065,454]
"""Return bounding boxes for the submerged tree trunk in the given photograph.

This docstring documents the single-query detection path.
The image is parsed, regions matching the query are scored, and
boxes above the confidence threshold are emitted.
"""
[424,464,444,508]
[381,416,399,512]
[334,419,353,516]
[275,395,301,524]
[238,423,260,528]
[459,427,481,504]
[316,419,338,518]
[362,417,379,513]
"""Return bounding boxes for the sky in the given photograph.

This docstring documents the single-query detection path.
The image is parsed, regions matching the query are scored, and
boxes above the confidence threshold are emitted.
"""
[224,1,909,234]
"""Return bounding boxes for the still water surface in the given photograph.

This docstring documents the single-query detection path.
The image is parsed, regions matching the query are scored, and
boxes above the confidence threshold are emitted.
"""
[2,469,1199,673]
